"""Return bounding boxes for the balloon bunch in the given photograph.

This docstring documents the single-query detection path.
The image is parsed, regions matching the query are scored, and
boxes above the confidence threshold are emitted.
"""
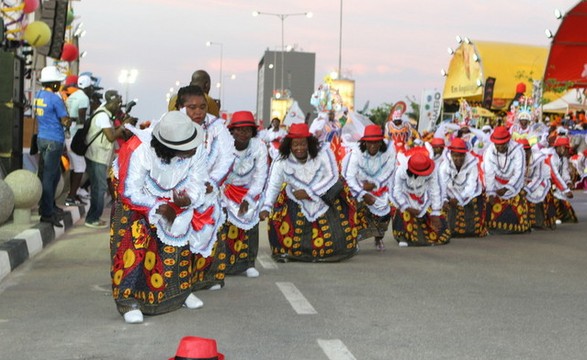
[2,0,80,61]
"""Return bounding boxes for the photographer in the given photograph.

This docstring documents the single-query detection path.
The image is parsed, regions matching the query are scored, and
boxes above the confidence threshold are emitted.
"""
[84,90,136,229]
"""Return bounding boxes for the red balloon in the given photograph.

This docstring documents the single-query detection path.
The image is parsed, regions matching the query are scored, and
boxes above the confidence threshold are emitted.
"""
[61,43,79,62]
[23,0,40,14]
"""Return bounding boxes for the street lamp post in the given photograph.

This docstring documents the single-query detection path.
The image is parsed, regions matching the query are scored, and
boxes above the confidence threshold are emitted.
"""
[253,10,312,97]
[118,68,138,104]
[206,41,223,107]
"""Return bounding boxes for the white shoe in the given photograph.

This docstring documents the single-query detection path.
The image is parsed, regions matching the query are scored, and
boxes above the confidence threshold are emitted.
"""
[245,267,260,278]
[123,309,143,324]
[208,284,222,291]
[183,293,204,309]
[398,241,408,247]
[555,219,562,225]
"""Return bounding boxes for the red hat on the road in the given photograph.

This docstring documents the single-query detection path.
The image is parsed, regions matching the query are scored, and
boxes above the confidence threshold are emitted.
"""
[430,137,445,148]
[287,123,312,138]
[228,111,256,129]
[169,336,224,360]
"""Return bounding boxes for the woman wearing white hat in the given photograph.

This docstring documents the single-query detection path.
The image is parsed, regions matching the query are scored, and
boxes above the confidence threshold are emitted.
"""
[33,66,71,227]
[109,111,223,324]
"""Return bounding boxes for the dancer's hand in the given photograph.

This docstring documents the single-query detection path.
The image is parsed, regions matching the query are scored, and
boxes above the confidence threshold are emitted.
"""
[156,203,176,223]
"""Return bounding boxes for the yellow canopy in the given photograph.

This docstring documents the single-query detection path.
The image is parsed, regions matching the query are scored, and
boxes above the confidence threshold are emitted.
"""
[443,41,548,106]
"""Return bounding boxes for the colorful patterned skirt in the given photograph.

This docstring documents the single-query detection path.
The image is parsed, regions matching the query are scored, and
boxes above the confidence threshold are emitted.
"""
[554,197,578,224]
[191,229,226,291]
[446,194,488,238]
[528,191,557,230]
[110,198,193,316]
[357,203,390,240]
[486,193,531,234]
[223,222,259,275]
[267,185,360,262]
[391,208,451,246]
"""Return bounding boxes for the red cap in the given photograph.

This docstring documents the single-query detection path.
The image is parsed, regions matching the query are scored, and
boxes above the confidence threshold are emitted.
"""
[430,137,445,148]
[408,153,435,176]
[228,111,256,129]
[516,138,531,150]
[287,123,312,138]
[490,126,511,144]
[448,138,468,153]
[516,82,526,94]
[65,75,78,86]
[553,136,570,148]
[361,125,384,141]
[169,336,224,360]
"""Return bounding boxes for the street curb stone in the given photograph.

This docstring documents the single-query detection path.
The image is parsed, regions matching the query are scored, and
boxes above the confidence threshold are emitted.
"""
[0,203,87,282]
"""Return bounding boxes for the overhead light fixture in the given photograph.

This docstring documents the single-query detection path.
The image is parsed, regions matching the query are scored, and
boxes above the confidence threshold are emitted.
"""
[79,51,87,58]
[456,35,462,44]
[554,8,563,19]
[441,69,448,77]
[473,54,479,62]
[447,47,454,55]
[476,79,483,87]
[464,37,471,44]
[545,29,554,39]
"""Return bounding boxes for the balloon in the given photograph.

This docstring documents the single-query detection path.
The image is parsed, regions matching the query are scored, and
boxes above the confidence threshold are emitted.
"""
[61,43,78,62]
[23,21,51,47]
[66,7,75,26]
[23,0,40,14]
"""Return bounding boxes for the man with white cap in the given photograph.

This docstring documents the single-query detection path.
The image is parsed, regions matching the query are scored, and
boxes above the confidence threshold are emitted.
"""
[33,66,71,227]
[64,74,92,207]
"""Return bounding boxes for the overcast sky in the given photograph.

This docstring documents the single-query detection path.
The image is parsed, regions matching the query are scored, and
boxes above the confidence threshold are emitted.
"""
[73,0,577,121]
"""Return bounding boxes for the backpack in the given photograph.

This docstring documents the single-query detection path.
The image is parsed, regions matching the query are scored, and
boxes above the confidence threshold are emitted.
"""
[70,110,105,156]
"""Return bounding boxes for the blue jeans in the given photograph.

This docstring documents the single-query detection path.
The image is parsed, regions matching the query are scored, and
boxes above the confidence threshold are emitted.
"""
[85,158,108,223]
[37,138,64,218]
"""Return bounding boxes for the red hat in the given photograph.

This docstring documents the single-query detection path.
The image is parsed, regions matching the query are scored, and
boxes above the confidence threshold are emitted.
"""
[553,136,570,148]
[516,138,531,150]
[408,153,435,176]
[169,336,224,360]
[287,123,312,138]
[490,126,511,144]
[228,110,256,129]
[448,138,468,153]
[583,149,587,157]
[361,124,384,141]
[430,137,445,148]
[65,75,78,86]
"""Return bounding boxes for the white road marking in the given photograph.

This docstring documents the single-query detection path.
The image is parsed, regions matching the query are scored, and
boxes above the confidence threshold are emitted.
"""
[317,339,357,360]
[276,282,317,314]
[257,253,278,269]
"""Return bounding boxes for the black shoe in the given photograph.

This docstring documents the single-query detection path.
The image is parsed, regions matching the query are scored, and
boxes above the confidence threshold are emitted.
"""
[40,215,63,228]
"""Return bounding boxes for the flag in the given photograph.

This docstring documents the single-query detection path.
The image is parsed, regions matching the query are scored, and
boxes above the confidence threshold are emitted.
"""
[283,101,306,126]
[418,90,442,133]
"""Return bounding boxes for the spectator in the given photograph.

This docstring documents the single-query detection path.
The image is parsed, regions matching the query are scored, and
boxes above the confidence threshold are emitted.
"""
[64,75,92,207]
[33,66,70,227]
[84,90,134,228]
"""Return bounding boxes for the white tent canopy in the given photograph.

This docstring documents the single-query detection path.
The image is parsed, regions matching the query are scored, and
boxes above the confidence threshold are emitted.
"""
[542,89,587,113]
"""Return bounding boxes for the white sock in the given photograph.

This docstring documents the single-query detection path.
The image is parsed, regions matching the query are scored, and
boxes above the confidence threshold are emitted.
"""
[123,309,143,324]
[208,284,222,291]
[183,293,204,309]
[245,267,260,278]
[398,241,408,247]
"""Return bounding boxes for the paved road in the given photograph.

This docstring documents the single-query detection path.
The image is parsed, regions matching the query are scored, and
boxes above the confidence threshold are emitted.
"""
[1,193,586,360]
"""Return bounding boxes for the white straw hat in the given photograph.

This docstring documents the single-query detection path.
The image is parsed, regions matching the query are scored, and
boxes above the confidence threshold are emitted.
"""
[153,111,204,151]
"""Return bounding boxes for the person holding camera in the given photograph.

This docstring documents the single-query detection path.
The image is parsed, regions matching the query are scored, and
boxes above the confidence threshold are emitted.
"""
[84,90,135,229]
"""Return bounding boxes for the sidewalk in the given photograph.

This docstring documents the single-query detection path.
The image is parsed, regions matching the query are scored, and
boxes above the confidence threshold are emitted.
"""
[0,202,89,282]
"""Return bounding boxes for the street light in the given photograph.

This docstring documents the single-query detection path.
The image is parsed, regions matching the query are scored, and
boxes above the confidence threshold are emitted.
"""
[206,41,223,106]
[252,10,312,97]
[118,68,138,104]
